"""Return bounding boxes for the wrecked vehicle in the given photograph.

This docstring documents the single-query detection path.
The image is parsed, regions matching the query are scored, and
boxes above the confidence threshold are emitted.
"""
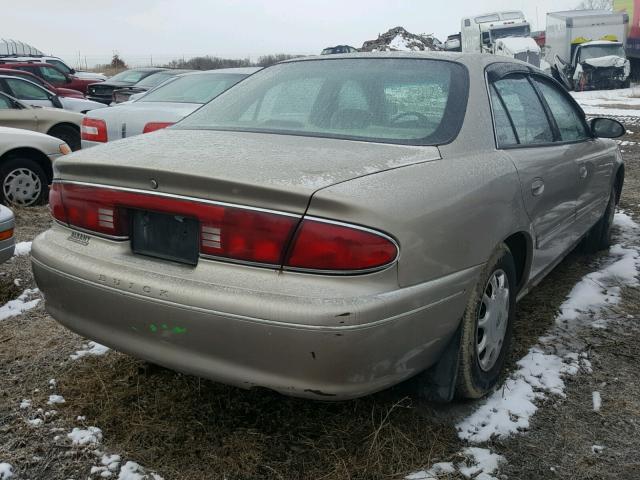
[546,10,630,90]
[461,11,541,67]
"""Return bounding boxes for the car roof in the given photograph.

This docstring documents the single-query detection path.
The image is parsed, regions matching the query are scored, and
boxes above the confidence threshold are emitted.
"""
[279,51,518,68]
[0,61,50,66]
[178,67,262,76]
[126,67,169,72]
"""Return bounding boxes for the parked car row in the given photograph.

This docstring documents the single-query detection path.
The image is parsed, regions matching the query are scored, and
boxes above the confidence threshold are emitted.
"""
[16,53,626,403]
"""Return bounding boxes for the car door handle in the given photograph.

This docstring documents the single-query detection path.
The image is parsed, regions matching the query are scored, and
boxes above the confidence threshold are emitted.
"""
[531,179,545,197]
[579,165,588,179]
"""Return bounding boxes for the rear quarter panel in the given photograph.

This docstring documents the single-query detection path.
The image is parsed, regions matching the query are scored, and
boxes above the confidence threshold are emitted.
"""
[307,152,530,288]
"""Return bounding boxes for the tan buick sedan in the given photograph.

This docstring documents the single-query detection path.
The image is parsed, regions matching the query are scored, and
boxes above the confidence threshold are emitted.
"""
[32,53,625,401]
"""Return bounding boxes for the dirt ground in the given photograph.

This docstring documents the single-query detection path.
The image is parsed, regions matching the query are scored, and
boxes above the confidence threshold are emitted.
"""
[1,126,640,480]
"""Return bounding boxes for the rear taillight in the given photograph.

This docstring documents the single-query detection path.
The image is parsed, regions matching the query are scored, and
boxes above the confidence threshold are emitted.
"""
[0,228,13,241]
[81,117,107,142]
[51,182,398,273]
[50,183,298,264]
[284,219,398,272]
[143,122,173,134]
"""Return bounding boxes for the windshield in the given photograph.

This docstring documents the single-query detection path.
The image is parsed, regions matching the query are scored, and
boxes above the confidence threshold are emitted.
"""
[490,25,530,41]
[139,73,248,104]
[177,59,468,145]
[109,70,154,83]
[579,44,626,62]
[134,71,179,88]
[48,59,71,74]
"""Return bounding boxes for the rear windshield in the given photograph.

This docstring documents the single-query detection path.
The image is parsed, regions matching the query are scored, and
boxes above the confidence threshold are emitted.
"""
[109,70,155,83]
[133,71,177,88]
[139,73,248,104]
[177,58,468,145]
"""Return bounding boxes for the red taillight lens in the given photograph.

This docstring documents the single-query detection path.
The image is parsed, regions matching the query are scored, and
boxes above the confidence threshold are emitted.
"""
[143,122,173,134]
[285,219,398,272]
[81,117,107,142]
[49,183,65,222]
[51,183,298,264]
[52,183,128,236]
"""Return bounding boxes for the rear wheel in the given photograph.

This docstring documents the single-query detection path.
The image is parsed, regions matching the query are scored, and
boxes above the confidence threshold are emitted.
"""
[0,157,48,207]
[583,188,616,253]
[456,244,516,399]
[48,125,80,151]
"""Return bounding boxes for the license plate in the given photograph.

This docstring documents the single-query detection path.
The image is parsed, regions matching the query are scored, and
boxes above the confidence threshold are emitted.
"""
[131,210,199,265]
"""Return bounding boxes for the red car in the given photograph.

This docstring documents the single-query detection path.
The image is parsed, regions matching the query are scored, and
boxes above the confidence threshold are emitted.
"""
[0,61,103,94]
[0,68,84,98]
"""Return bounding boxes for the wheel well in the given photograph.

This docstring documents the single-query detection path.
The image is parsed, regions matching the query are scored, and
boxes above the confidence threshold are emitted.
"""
[503,232,530,292]
[614,165,624,205]
[47,122,80,135]
[0,147,53,184]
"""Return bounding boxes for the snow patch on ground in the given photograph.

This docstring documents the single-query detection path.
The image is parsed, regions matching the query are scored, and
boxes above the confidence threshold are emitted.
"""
[70,341,110,360]
[0,289,40,321]
[407,447,504,480]
[47,395,65,405]
[0,463,13,480]
[13,241,32,256]
[593,391,602,411]
[68,426,102,446]
[88,457,163,480]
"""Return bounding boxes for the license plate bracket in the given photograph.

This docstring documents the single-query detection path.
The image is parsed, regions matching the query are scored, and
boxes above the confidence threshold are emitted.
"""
[131,210,199,265]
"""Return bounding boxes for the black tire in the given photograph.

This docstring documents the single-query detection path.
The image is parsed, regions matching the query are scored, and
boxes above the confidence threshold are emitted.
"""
[0,157,48,207]
[48,124,81,151]
[583,188,616,254]
[456,243,517,399]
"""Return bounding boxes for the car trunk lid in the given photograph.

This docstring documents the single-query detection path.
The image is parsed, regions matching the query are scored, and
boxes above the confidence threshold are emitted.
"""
[56,129,440,214]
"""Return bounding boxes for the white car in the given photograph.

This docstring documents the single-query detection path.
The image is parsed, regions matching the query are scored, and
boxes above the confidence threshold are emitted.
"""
[82,68,260,147]
[0,75,106,113]
[0,126,70,206]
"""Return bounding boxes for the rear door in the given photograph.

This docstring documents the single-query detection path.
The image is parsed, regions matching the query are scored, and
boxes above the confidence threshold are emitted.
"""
[488,71,580,279]
[531,75,614,235]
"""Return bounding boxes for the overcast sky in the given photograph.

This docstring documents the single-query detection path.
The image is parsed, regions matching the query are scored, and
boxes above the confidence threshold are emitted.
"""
[4,0,579,66]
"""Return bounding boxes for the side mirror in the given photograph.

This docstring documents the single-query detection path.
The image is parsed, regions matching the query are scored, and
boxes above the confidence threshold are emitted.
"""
[591,118,626,139]
[70,68,76,74]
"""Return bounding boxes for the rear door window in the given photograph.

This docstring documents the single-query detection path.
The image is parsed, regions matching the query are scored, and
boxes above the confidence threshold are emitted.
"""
[533,77,590,142]
[39,65,67,84]
[492,74,554,146]
[489,85,518,146]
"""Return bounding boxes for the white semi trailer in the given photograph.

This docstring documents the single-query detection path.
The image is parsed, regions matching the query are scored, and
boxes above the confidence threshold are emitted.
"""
[546,10,630,90]
[461,11,542,67]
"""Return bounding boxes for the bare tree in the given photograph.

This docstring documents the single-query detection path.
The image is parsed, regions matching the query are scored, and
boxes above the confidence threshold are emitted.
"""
[575,0,613,10]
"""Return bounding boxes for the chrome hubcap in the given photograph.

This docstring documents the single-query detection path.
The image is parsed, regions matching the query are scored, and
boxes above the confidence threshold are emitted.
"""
[476,269,510,372]
[2,168,41,207]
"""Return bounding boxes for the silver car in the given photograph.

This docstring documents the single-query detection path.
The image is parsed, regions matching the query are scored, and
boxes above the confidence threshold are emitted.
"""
[0,204,15,263]
[81,68,261,148]
[32,53,624,401]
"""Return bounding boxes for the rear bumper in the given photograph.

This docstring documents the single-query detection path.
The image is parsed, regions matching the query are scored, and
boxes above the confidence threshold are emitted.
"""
[31,224,479,400]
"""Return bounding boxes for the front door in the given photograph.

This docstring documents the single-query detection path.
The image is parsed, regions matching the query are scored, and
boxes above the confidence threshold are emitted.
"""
[531,75,616,235]
[489,73,580,279]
